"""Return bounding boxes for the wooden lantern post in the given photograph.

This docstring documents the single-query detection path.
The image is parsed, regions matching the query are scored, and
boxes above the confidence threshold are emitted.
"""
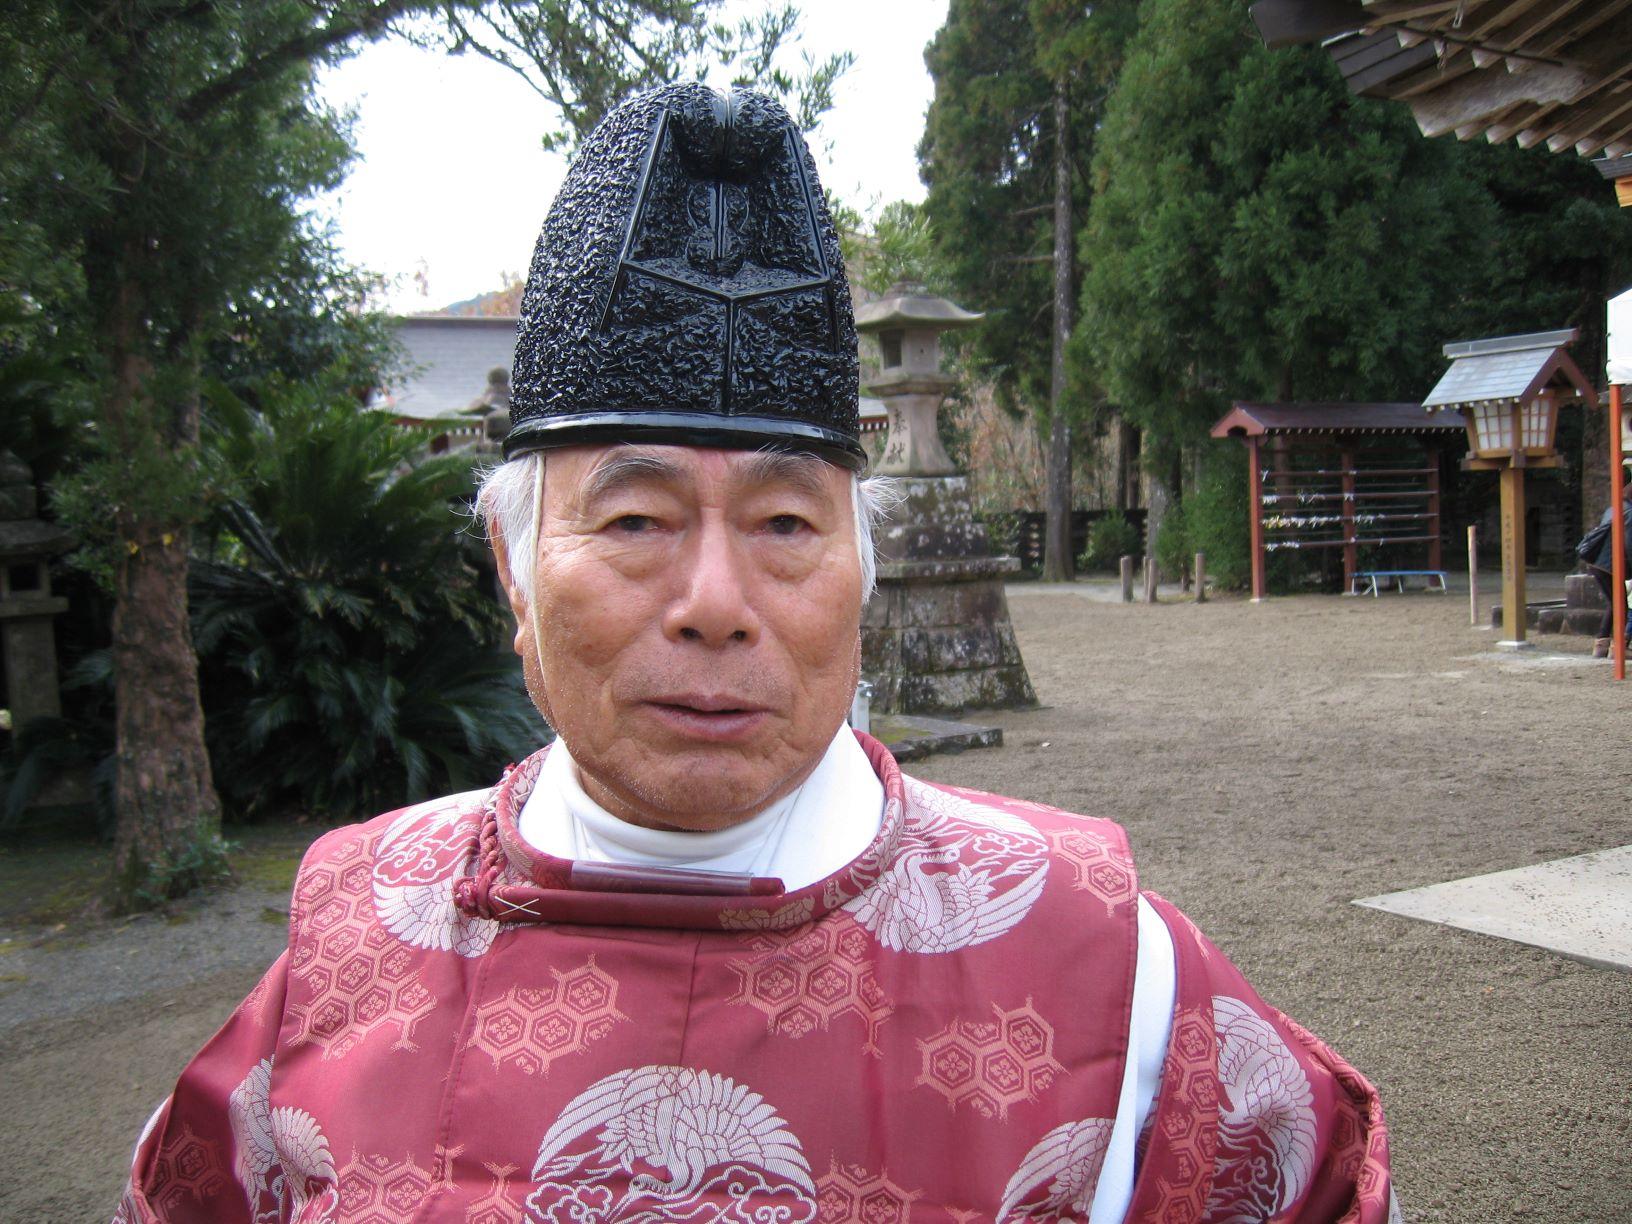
[1422,331,1597,651]
[1496,398,1530,646]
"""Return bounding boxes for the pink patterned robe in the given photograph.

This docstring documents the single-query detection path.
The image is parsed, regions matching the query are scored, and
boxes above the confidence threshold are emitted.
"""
[115,734,1393,1222]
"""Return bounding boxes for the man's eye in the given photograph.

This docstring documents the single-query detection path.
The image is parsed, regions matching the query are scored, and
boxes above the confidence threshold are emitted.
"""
[766,514,806,536]
[612,515,653,533]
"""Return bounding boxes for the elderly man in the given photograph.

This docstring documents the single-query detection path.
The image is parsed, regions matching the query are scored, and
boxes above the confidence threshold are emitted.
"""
[117,85,1394,1223]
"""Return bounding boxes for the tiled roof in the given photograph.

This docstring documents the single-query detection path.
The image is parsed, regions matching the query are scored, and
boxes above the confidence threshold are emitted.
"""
[1211,402,1461,438]
[1421,329,1593,409]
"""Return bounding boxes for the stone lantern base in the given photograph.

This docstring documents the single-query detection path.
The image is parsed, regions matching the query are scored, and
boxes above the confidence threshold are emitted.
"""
[861,476,1036,715]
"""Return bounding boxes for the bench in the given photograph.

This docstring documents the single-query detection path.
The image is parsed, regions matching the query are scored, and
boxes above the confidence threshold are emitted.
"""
[1350,570,1449,597]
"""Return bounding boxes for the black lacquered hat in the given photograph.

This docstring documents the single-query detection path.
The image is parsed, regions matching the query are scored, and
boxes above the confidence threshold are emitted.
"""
[505,83,863,470]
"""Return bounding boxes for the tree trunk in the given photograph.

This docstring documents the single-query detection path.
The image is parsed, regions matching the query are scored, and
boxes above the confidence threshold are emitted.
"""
[105,275,223,911]
[1042,83,1074,583]
[1114,417,1137,512]
[111,518,223,906]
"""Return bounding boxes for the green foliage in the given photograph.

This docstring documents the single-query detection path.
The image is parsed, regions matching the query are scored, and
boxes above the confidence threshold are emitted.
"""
[116,822,234,910]
[1080,515,1140,571]
[1154,502,1190,578]
[1,1,484,906]
[434,1,852,156]
[919,0,1058,415]
[1076,0,1490,464]
[920,0,1136,421]
[191,386,541,818]
[852,201,948,297]
[1184,454,1251,590]
[1074,0,1632,482]
[1184,446,1307,593]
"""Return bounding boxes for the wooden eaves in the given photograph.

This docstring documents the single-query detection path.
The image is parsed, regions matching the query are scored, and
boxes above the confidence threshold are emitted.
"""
[1250,1,1632,197]
[1210,401,1464,438]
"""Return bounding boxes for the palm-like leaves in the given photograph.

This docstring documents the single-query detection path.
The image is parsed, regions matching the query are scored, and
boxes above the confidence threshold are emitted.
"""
[193,386,541,818]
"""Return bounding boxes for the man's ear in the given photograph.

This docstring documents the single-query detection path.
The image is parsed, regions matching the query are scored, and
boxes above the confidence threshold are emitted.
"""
[490,531,531,655]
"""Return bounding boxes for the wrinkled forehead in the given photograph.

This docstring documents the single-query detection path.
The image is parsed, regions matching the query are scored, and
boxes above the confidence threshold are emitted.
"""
[547,443,852,508]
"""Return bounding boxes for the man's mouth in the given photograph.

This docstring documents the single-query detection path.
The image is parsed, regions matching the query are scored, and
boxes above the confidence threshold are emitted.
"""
[644,695,771,741]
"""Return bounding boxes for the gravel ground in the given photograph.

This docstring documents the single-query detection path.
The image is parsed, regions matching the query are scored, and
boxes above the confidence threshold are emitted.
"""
[3,582,1629,1222]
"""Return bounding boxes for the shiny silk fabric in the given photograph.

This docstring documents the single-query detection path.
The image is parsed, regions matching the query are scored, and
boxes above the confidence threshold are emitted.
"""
[114,733,1393,1223]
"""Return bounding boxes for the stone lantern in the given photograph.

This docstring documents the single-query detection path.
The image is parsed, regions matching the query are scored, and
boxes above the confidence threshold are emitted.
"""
[0,451,72,734]
[862,284,981,475]
[855,285,1036,714]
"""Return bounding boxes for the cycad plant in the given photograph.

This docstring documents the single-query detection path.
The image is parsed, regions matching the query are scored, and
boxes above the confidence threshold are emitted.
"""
[192,383,541,819]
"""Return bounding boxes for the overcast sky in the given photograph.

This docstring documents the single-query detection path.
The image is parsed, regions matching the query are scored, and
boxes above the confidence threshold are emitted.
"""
[313,1,949,315]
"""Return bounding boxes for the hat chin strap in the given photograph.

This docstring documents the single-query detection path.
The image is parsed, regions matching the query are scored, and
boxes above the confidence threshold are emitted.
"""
[530,457,550,719]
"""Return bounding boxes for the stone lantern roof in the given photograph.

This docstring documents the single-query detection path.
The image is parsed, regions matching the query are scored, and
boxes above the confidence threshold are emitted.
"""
[855,282,983,334]
[0,519,72,560]
[0,451,71,559]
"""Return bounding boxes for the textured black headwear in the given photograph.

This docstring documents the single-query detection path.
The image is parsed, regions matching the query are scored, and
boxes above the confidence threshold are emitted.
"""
[505,84,863,470]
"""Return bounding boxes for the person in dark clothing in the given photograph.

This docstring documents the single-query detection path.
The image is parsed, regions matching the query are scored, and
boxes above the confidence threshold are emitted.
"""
[1584,479,1632,657]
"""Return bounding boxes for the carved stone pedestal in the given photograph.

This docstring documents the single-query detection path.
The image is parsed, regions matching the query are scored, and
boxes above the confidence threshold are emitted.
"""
[862,476,1036,714]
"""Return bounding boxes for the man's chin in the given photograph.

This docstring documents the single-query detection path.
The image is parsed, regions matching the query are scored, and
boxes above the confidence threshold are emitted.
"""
[594,749,792,832]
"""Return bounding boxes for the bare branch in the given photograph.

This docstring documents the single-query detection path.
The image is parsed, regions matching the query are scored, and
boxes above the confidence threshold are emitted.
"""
[178,0,441,122]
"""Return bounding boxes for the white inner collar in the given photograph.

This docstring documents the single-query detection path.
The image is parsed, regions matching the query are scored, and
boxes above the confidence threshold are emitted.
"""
[517,726,885,891]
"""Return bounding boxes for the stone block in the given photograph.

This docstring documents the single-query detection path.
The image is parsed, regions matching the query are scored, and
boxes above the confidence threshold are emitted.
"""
[895,580,1005,629]
[898,665,1035,714]
[1566,572,1606,609]
[863,470,1035,714]
[900,625,1007,673]
[861,589,896,630]
[861,628,898,676]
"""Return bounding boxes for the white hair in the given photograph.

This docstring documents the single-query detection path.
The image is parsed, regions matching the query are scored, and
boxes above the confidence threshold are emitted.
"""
[476,452,896,604]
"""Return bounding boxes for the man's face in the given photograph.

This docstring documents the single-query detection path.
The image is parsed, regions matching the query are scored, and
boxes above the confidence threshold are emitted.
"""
[499,444,863,832]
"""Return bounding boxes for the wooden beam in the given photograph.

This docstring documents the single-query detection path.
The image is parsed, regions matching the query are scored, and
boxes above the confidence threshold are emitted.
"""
[1615,176,1632,207]
[1347,40,1447,94]
[1526,85,1632,149]
[1499,463,1527,644]
[1553,0,1632,52]
[1374,49,1479,100]
[1593,113,1632,161]
[1484,99,1552,141]
[1410,58,1593,137]
[1461,454,1562,470]
[1489,0,1594,53]
[1552,90,1632,153]
[1470,0,1552,42]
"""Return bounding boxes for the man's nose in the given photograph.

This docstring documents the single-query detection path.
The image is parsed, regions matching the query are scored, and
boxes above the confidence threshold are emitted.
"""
[662,518,760,646]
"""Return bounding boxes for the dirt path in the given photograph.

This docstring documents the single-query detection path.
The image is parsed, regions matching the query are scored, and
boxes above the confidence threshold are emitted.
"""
[4,587,1629,1221]
[913,588,1632,1223]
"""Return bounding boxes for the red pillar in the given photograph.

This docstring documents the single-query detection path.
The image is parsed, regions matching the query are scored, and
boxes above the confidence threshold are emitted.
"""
[1613,385,1626,681]
[1426,451,1442,571]
[1340,448,1356,593]
[1248,437,1266,602]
